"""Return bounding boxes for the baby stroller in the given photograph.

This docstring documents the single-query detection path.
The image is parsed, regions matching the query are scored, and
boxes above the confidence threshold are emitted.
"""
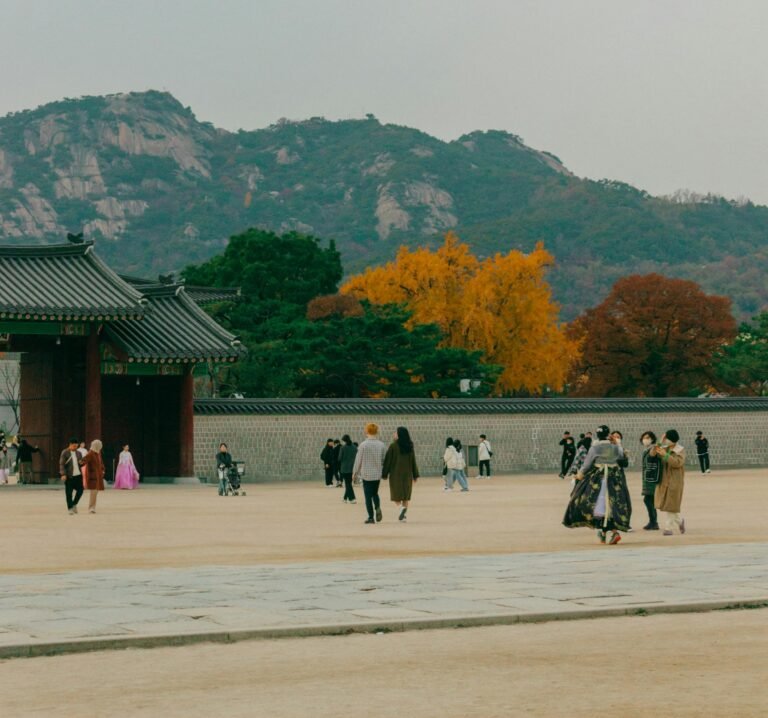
[219,461,246,496]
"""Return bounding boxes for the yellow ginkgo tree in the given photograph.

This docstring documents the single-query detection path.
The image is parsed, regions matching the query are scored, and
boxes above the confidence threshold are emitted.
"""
[342,233,579,394]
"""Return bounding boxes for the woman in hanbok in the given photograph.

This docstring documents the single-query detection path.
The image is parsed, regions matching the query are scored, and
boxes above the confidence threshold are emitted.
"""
[113,443,140,489]
[563,425,632,545]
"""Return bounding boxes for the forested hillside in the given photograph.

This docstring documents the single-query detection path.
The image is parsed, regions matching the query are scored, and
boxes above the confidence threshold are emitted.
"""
[1,91,766,318]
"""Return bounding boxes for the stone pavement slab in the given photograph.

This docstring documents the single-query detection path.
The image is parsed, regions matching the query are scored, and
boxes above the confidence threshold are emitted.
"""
[1,542,766,658]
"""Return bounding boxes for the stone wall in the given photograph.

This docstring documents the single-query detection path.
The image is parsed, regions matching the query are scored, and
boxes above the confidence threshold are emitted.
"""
[193,399,768,482]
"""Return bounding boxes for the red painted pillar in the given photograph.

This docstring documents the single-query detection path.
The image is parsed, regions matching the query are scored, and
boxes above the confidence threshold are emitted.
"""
[85,329,102,443]
[179,368,194,477]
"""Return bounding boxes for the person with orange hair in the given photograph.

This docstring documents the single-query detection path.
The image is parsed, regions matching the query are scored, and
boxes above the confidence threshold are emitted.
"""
[352,423,387,524]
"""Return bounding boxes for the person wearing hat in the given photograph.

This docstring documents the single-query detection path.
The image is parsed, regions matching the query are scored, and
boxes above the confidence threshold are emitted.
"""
[695,431,711,474]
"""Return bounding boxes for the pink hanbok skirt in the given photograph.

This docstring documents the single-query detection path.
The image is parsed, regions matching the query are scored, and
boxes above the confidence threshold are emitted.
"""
[113,463,139,489]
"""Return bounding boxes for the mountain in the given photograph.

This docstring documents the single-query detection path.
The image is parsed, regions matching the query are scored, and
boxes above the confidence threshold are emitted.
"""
[1,90,767,319]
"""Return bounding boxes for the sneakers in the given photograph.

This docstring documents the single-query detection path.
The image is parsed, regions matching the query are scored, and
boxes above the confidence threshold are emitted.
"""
[663,530,673,536]
[73,505,78,514]
[608,532,622,545]
[443,486,452,492]
[68,508,75,515]
[643,523,659,531]
[375,507,383,523]
[596,529,606,544]
[679,518,686,535]
[364,518,375,524]
[705,469,711,474]
[460,488,469,492]
[349,499,357,504]
[399,507,407,522]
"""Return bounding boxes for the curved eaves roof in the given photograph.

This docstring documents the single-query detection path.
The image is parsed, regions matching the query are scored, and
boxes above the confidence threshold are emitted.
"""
[0,242,146,319]
[105,286,243,363]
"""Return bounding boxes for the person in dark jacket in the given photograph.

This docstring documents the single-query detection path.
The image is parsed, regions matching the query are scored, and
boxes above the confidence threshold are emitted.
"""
[558,431,576,478]
[332,439,343,487]
[16,438,40,485]
[338,434,358,504]
[695,431,711,474]
[320,439,336,487]
[382,427,419,522]
[640,431,662,530]
[59,438,84,514]
[216,442,233,496]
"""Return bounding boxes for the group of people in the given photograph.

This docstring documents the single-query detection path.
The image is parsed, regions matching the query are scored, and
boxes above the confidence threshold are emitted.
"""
[560,429,712,479]
[563,425,688,544]
[59,439,139,514]
[325,423,420,523]
[324,433,493,501]
[0,437,41,485]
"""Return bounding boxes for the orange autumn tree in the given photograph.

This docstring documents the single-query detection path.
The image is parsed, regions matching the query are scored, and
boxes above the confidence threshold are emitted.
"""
[342,232,478,344]
[342,234,578,394]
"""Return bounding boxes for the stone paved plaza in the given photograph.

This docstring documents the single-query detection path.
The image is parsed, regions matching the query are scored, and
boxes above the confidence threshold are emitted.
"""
[2,542,767,657]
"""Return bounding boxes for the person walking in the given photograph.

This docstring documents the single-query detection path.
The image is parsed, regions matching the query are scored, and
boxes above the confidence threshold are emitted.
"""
[558,431,576,478]
[453,439,469,490]
[320,439,336,488]
[654,429,686,536]
[15,438,40,485]
[695,431,711,474]
[443,438,468,492]
[58,438,84,514]
[352,423,387,524]
[338,434,358,504]
[639,431,662,530]
[478,434,493,478]
[382,427,419,522]
[0,444,11,484]
[563,425,632,545]
[82,440,105,513]
[113,443,140,489]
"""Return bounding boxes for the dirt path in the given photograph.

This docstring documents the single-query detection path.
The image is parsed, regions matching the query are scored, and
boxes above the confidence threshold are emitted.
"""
[2,469,766,574]
[1,610,766,717]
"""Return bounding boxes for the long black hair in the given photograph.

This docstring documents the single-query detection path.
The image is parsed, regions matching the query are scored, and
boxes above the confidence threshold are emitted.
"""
[397,427,413,454]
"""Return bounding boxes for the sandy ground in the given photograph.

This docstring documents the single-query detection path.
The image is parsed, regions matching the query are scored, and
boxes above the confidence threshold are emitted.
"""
[1,610,766,717]
[1,469,766,574]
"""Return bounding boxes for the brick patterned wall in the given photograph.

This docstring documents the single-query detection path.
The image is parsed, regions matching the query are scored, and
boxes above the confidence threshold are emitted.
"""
[193,410,768,482]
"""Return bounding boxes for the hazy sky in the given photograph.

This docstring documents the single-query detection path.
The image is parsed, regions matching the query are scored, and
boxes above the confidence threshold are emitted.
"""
[2,0,767,203]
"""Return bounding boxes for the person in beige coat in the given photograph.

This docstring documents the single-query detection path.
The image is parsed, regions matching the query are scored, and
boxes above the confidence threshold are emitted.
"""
[653,429,686,536]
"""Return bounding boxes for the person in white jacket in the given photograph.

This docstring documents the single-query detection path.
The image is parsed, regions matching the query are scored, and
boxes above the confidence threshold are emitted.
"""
[478,434,492,478]
[443,437,469,492]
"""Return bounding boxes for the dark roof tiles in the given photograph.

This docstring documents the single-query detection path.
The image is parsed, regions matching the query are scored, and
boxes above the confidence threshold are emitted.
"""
[105,285,243,363]
[0,242,146,319]
[194,397,768,415]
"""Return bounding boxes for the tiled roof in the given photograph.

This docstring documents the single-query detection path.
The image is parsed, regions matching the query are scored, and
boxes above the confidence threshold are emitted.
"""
[194,397,768,415]
[120,276,241,306]
[105,285,243,363]
[184,286,241,306]
[0,242,146,320]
